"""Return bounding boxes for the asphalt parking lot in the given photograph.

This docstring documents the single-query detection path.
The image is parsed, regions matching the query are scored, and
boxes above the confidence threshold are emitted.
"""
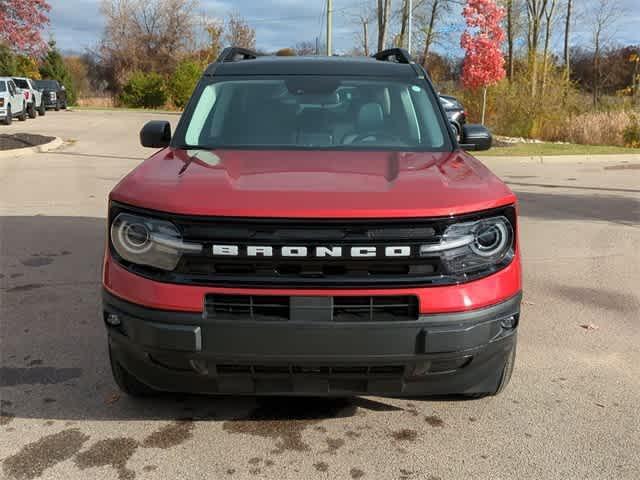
[1,110,639,480]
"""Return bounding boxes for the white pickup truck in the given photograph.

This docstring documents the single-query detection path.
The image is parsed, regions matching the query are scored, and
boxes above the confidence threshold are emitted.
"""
[13,77,45,118]
[0,77,27,125]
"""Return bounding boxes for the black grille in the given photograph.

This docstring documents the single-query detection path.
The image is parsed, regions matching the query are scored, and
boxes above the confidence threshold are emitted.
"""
[205,294,419,321]
[206,294,290,320]
[174,217,445,287]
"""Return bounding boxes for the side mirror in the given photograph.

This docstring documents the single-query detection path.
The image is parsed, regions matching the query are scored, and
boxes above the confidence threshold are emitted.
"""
[61,85,66,91]
[140,121,171,148]
[459,124,492,151]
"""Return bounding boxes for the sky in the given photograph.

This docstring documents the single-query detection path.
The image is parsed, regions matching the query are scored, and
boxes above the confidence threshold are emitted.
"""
[49,0,640,57]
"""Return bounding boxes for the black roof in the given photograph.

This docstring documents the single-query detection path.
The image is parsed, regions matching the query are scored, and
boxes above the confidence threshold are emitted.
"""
[205,56,422,78]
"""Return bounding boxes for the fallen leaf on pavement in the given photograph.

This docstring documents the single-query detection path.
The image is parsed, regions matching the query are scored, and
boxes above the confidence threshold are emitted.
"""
[580,324,599,331]
[595,403,605,408]
[105,393,120,405]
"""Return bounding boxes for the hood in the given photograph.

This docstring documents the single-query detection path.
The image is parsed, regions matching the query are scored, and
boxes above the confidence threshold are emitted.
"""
[110,148,516,218]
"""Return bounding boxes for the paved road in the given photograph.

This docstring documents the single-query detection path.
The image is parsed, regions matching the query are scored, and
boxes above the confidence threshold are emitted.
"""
[1,110,639,480]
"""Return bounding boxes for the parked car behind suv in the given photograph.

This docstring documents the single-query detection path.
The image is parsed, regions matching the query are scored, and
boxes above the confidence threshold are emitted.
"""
[33,79,67,110]
[439,94,467,139]
[103,48,521,399]
[13,77,45,118]
[0,77,27,125]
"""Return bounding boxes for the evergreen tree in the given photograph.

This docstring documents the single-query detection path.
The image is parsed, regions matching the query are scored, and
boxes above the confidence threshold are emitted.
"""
[39,41,76,104]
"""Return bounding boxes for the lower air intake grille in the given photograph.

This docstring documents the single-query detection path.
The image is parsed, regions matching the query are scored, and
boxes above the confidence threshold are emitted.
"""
[205,294,419,321]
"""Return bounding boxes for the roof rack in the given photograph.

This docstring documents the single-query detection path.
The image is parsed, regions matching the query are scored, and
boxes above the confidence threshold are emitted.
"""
[372,48,413,64]
[216,47,260,63]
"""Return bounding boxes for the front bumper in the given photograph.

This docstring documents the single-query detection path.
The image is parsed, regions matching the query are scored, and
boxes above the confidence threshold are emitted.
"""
[104,290,521,396]
[42,97,58,108]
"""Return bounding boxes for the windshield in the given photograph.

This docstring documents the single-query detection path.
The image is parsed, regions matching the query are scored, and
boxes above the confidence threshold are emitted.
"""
[34,80,58,90]
[176,76,451,151]
[13,79,29,89]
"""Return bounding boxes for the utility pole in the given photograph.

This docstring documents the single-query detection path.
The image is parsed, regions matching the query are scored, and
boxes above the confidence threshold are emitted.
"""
[326,0,333,56]
[407,0,413,54]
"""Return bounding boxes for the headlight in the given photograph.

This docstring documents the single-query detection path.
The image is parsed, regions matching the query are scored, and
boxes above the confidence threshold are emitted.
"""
[110,213,202,271]
[420,216,514,274]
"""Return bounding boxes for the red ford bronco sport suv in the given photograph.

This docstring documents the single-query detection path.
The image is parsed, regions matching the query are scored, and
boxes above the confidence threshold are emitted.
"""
[103,48,521,398]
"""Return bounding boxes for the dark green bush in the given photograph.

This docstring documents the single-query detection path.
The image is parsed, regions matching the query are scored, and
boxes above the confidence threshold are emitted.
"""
[167,60,202,109]
[120,71,167,108]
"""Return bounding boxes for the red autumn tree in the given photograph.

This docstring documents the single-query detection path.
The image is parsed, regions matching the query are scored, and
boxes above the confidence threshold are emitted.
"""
[460,0,505,123]
[0,0,51,55]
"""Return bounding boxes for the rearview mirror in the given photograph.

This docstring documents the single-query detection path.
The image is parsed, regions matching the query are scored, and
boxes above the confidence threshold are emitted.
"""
[140,121,172,148]
[459,124,492,151]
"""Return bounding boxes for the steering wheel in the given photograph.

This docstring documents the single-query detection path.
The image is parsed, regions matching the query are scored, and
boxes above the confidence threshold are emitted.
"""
[349,131,404,144]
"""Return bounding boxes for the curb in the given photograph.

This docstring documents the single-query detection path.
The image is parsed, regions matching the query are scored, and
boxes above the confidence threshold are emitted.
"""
[478,153,640,165]
[0,137,64,159]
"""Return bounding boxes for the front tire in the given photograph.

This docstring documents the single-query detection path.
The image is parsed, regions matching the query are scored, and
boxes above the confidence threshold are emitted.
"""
[27,103,36,119]
[3,106,11,125]
[18,106,27,121]
[109,343,157,397]
[54,101,60,111]
[38,102,45,116]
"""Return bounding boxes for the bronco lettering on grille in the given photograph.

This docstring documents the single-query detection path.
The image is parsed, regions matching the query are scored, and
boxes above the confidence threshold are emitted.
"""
[211,245,412,258]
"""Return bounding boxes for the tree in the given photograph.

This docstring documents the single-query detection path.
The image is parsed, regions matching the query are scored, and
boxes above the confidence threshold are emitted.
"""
[0,45,17,75]
[525,0,549,96]
[563,0,572,83]
[167,59,201,108]
[225,12,256,50]
[0,0,51,54]
[120,71,166,108]
[377,0,392,51]
[631,50,640,105]
[99,0,198,93]
[40,41,76,105]
[295,41,317,56]
[275,48,296,56]
[540,0,557,93]
[461,0,506,123]
[205,20,224,62]
[503,0,525,80]
[505,0,515,79]
[16,55,40,78]
[418,0,441,68]
[64,56,90,98]
[588,0,622,107]
[352,4,375,57]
